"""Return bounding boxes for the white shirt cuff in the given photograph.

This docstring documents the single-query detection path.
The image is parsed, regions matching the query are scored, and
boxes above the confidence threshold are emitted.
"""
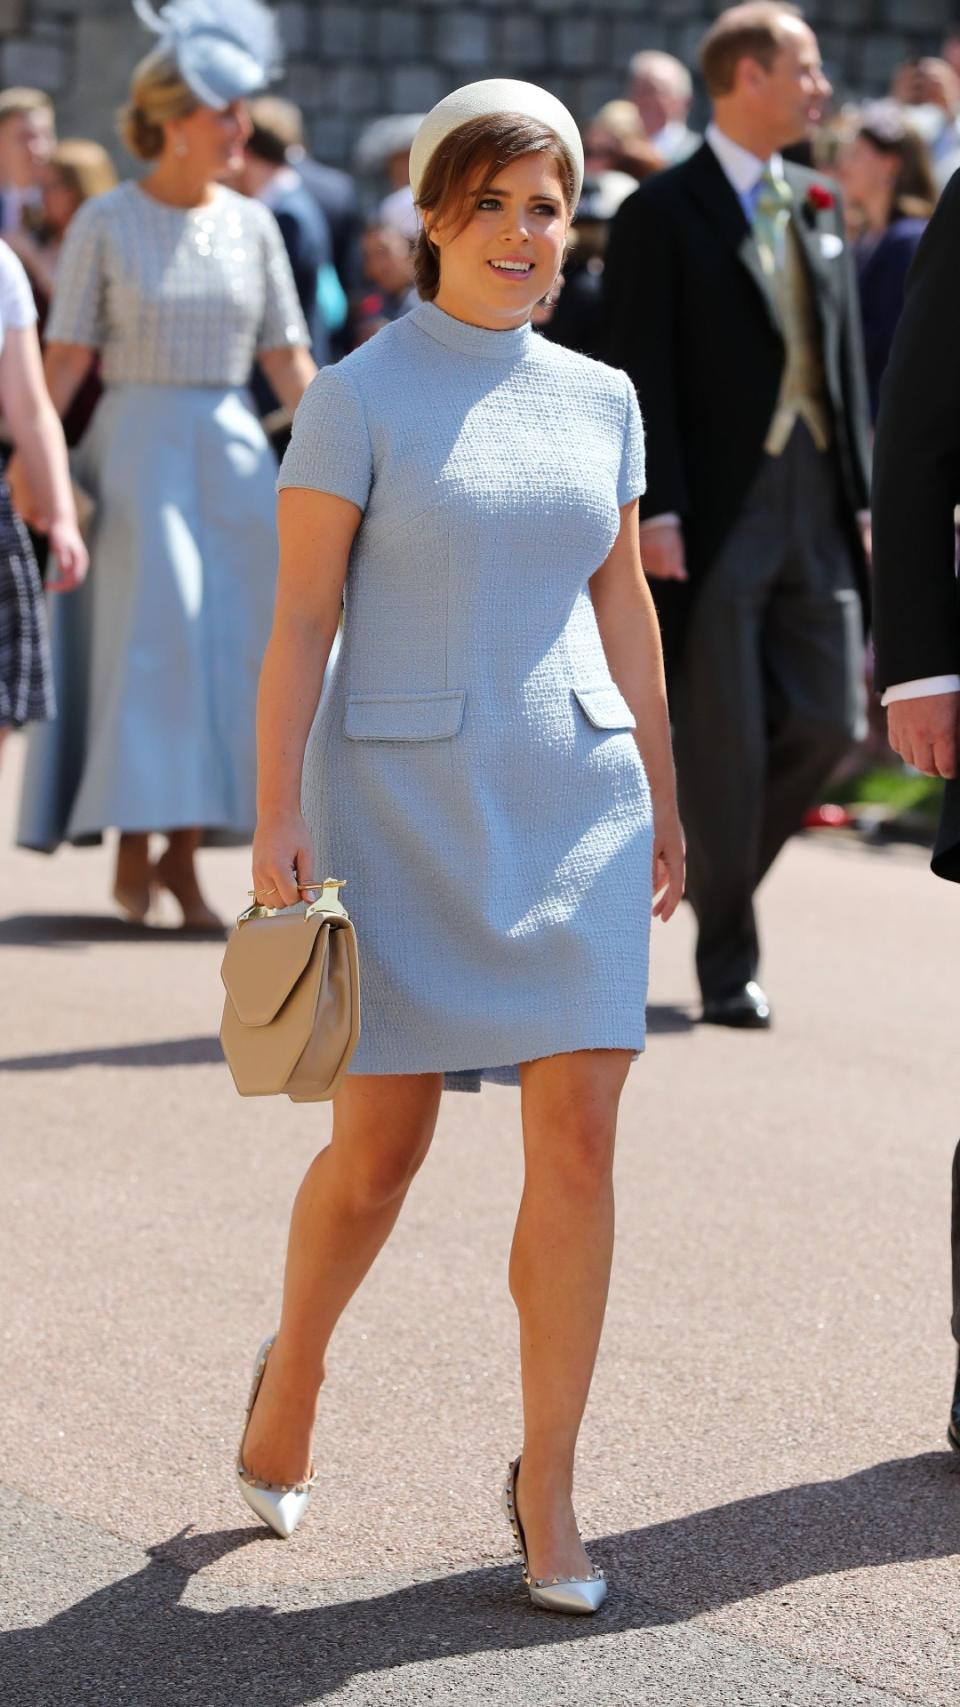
[881,674,960,705]
[638,512,681,533]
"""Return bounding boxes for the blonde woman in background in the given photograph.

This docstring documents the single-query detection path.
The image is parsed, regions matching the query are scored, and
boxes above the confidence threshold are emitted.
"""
[16,0,315,927]
[6,140,118,306]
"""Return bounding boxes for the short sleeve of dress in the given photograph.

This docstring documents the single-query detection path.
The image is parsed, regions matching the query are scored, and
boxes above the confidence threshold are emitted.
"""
[46,197,107,348]
[0,243,37,335]
[277,364,373,511]
[256,204,309,353]
[617,374,646,505]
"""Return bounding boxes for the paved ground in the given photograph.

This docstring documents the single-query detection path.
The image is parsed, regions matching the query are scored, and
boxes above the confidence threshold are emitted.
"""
[2,731,960,1706]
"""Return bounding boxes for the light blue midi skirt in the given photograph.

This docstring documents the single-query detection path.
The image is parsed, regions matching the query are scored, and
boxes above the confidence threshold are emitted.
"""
[18,384,277,851]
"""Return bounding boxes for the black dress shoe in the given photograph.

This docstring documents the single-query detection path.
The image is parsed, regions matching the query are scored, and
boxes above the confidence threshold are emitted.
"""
[948,1349,960,1453]
[700,981,772,1029]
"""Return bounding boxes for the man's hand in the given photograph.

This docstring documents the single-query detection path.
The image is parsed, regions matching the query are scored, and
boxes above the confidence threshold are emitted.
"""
[887,690,960,778]
[858,513,872,567]
[638,519,688,582]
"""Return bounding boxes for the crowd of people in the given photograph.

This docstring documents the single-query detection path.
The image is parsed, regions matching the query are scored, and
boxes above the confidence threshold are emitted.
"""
[0,0,956,955]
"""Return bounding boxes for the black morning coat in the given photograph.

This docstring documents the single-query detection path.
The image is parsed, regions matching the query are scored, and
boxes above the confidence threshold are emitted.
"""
[603,141,872,672]
[871,168,960,881]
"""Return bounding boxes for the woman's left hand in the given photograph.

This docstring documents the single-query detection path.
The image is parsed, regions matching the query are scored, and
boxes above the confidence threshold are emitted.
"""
[651,798,685,922]
[46,516,89,591]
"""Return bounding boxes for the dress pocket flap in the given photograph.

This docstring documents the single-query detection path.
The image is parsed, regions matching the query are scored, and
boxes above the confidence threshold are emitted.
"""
[345,690,466,741]
[572,684,636,731]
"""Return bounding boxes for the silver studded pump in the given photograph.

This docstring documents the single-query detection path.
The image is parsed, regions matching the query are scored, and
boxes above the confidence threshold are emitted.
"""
[501,1455,608,1615]
[236,1335,318,1539]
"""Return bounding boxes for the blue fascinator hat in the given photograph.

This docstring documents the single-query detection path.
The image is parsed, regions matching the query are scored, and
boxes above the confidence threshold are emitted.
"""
[132,0,282,110]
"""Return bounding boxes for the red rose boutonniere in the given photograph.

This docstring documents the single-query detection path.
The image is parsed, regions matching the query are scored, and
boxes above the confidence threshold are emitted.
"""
[805,183,835,215]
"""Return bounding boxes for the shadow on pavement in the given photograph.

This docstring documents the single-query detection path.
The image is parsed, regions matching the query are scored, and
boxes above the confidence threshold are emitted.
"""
[0,913,225,947]
[0,1036,223,1072]
[4,1453,959,1705]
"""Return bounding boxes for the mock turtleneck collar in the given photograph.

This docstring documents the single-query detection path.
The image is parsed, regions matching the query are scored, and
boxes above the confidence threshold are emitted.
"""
[411,299,534,361]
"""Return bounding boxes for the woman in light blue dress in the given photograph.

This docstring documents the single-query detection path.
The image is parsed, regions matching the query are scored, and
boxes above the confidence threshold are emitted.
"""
[237,82,685,1614]
[17,0,314,927]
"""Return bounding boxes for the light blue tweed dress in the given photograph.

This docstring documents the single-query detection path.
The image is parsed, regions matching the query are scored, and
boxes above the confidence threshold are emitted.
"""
[279,300,653,1089]
[17,181,307,851]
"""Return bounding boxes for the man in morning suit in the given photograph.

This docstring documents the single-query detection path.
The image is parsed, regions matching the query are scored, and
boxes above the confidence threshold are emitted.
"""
[870,168,960,1449]
[605,3,872,1028]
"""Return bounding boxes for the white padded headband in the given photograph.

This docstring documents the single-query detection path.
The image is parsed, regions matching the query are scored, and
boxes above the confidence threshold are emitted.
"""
[409,79,584,206]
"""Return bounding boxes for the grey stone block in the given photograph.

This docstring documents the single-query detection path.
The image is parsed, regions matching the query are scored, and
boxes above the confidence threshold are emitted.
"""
[57,15,137,166]
[0,36,65,91]
[276,2,309,54]
[329,66,383,115]
[671,22,708,67]
[307,114,353,167]
[616,19,670,53]
[879,0,950,27]
[858,33,912,88]
[282,64,330,111]
[499,15,547,71]
[376,9,423,61]
[555,19,602,70]
[435,13,492,67]
[386,64,445,112]
[809,0,871,22]
[577,74,622,123]
[35,0,130,13]
[318,5,368,62]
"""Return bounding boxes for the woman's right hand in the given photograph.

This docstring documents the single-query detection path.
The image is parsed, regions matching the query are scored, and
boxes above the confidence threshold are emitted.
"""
[251,809,316,908]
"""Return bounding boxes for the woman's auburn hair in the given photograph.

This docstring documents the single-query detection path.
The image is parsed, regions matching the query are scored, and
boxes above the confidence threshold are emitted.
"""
[413,113,577,301]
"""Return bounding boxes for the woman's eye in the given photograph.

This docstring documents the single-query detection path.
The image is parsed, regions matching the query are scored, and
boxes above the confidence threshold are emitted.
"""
[477,197,500,211]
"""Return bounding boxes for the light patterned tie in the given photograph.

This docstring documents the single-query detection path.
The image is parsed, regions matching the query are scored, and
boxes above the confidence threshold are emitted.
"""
[752,166,793,275]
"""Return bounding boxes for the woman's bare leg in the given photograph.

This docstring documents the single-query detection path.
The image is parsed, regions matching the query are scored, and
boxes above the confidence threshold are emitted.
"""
[113,831,151,921]
[241,1071,443,1485]
[154,827,222,929]
[509,1049,631,1581]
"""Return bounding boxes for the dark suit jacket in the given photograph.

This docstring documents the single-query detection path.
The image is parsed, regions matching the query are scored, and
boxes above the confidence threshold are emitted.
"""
[871,174,960,881]
[604,142,871,663]
[855,216,928,424]
[251,181,331,419]
[296,155,362,295]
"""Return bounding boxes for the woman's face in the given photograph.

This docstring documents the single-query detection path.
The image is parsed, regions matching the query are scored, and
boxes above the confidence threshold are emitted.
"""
[429,150,570,329]
[40,166,80,236]
[168,99,252,178]
[836,133,897,210]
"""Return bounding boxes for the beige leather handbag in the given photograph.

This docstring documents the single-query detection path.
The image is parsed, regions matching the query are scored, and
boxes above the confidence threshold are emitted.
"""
[220,880,360,1102]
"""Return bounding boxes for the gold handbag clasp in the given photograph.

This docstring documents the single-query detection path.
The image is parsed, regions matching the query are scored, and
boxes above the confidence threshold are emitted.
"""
[238,878,348,926]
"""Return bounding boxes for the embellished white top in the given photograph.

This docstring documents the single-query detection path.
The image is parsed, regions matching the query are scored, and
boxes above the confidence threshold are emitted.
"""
[46,180,308,388]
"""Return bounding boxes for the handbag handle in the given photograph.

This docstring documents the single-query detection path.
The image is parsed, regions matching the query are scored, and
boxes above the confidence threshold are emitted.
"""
[237,878,348,927]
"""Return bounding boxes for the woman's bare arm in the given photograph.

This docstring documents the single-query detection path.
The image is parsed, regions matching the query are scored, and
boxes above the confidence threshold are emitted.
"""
[257,346,317,413]
[0,325,87,588]
[251,485,361,907]
[43,339,95,417]
[590,498,685,920]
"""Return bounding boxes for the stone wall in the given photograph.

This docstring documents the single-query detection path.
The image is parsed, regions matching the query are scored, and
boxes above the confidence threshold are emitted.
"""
[0,0,956,173]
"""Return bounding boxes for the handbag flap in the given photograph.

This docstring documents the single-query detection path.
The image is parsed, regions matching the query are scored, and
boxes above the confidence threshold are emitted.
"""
[221,913,328,1026]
